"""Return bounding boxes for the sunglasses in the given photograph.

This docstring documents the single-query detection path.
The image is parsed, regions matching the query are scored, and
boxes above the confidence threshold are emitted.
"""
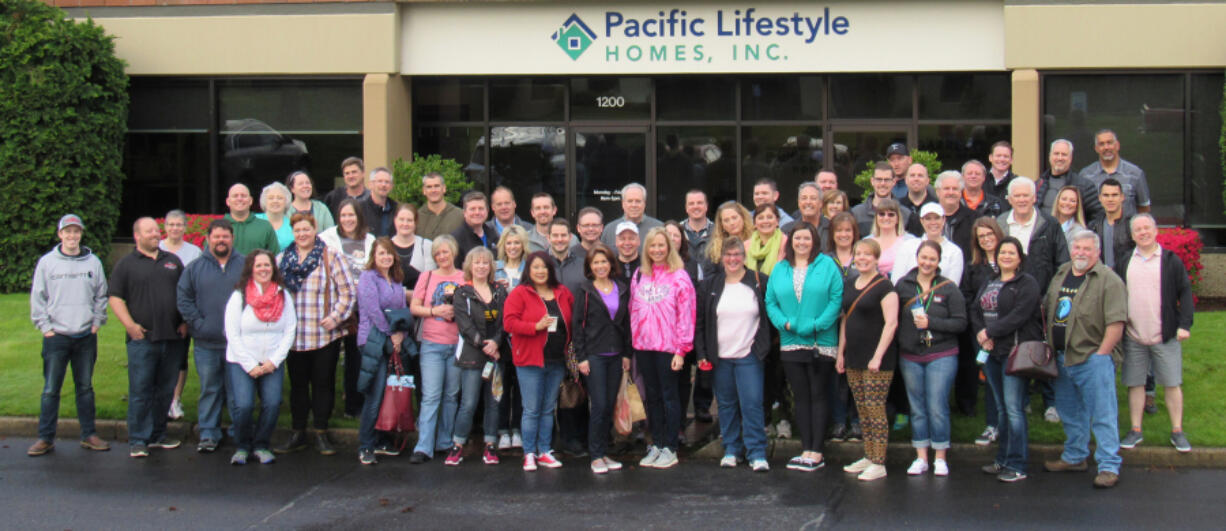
[876,211,898,218]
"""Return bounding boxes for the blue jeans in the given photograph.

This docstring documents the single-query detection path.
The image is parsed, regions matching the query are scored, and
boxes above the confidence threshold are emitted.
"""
[713,356,768,461]
[983,355,1029,472]
[38,333,98,441]
[452,366,500,446]
[226,362,283,452]
[584,355,623,459]
[829,370,859,428]
[358,355,388,451]
[127,338,188,446]
[517,363,565,456]
[637,351,682,451]
[899,355,957,450]
[413,340,461,455]
[1053,353,1122,474]
[193,345,227,441]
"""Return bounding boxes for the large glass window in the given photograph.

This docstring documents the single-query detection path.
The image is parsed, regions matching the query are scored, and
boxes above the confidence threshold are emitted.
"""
[1189,73,1225,244]
[656,126,736,222]
[917,124,1010,174]
[743,76,823,121]
[741,126,824,212]
[830,75,913,119]
[656,77,735,121]
[489,126,568,221]
[415,126,487,186]
[490,78,565,121]
[413,78,484,122]
[575,130,647,222]
[122,78,210,230]
[918,74,1010,120]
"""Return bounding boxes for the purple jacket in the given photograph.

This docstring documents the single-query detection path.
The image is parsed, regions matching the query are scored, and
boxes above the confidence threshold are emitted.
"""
[357,269,406,346]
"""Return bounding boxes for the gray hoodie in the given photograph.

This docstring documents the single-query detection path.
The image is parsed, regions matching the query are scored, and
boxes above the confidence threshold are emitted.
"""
[30,245,108,335]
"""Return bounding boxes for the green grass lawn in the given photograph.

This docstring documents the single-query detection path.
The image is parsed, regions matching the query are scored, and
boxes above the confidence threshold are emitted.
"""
[3,292,1221,446]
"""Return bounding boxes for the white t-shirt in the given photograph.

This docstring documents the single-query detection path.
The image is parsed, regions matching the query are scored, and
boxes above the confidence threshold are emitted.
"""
[716,282,759,359]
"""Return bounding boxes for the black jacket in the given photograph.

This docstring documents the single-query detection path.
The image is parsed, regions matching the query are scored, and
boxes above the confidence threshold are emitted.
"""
[1114,248,1195,343]
[1037,169,1103,222]
[453,284,507,369]
[694,269,772,365]
[450,222,499,268]
[964,192,1004,219]
[894,271,967,355]
[571,279,631,362]
[943,204,978,263]
[997,209,1069,291]
[970,272,1044,359]
[961,261,998,315]
[1087,214,1134,269]
[984,170,1019,201]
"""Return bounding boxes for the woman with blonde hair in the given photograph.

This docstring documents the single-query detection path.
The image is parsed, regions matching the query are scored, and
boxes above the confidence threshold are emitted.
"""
[496,225,532,291]
[706,201,753,265]
[448,246,508,466]
[1051,185,1087,245]
[866,198,914,277]
[493,224,532,449]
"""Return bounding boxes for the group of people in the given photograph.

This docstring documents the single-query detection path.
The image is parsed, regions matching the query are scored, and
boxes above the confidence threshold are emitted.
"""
[29,131,1195,489]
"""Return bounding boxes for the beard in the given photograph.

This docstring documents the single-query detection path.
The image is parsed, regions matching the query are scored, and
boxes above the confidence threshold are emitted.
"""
[212,243,231,258]
[1072,258,1091,272]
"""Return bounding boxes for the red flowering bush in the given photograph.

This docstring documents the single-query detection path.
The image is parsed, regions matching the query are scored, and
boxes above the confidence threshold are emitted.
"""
[1157,227,1203,298]
[155,214,224,248]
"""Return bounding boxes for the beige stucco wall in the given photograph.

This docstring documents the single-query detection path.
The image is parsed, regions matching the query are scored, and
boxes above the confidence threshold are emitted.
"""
[363,74,413,171]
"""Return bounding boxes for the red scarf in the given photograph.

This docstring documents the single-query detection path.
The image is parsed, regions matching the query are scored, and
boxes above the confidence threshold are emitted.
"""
[245,280,285,323]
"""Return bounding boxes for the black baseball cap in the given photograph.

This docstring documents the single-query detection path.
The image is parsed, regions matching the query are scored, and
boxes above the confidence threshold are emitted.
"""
[885,143,908,157]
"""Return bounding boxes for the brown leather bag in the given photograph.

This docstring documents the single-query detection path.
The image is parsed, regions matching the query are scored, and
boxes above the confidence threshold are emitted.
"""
[1006,331,1057,381]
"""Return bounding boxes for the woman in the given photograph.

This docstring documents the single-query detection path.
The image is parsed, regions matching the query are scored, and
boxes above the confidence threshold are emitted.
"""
[822,190,849,220]
[274,213,355,456]
[970,237,1042,483]
[866,199,914,277]
[765,222,843,472]
[408,235,466,464]
[224,250,296,465]
[390,203,436,297]
[962,217,1005,446]
[825,212,860,278]
[320,198,376,418]
[503,251,575,471]
[630,227,696,470]
[824,212,861,442]
[838,239,899,481]
[1051,185,1087,245]
[746,204,788,275]
[494,224,531,450]
[287,171,336,232]
[572,245,631,474]
[355,238,408,465]
[695,236,772,472]
[895,241,967,476]
[706,201,753,266]
[449,247,507,467]
[256,182,295,250]
[160,209,202,420]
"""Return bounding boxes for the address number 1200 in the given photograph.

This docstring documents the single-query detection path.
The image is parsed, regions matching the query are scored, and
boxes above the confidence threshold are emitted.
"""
[596,96,626,108]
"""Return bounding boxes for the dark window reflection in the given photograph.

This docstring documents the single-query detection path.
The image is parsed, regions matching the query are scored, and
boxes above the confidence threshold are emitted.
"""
[121,133,210,233]
[1189,72,1225,240]
[741,126,824,212]
[918,74,1010,120]
[657,77,735,121]
[489,126,568,220]
[414,78,485,122]
[830,75,913,119]
[416,126,488,189]
[656,127,736,222]
[743,76,823,121]
[918,124,1009,174]
[575,131,647,222]
[490,79,565,121]
[830,130,907,204]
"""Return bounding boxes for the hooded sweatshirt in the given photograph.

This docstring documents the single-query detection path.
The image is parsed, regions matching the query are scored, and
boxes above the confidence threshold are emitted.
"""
[629,265,696,356]
[30,245,108,336]
[176,251,245,350]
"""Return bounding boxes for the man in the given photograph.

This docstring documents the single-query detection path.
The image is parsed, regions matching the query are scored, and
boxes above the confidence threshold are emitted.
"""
[548,218,585,296]
[176,219,243,453]
[1079,129,1151,216]
[983,141,1022,200]
[996,178,1069,291]
[225,183,279,255]
[600,183,663,248]
[449,190,497,268]
[886,142,913,200]
[1037,139,1103,222]
[961,160,1004,218]
[785,180,825,231]
[1043,230,1127,488]
[890,203,964,287]
[1087,178,1133,268]
[28,214,110,456]
[898,163,937,213]
[361,167,398,238]
[816,170,839,193]
[417,172,465,240]
[573,207,605,256]
[613,221,641,282]
[1114,215,1194,453]
[109,217,189,458]
[750,178,794,226]
[681,189,713,263]
[527,192,577,253]
[851,163,920,237]
[324,156,370,220]
[490,186,532,236]
[935,171,976,261]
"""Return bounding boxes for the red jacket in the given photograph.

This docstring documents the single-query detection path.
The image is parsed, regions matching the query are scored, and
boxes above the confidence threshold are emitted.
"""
[503,284,574,368]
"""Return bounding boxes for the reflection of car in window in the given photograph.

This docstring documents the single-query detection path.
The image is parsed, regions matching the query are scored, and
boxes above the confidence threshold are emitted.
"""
[221,118,309,192]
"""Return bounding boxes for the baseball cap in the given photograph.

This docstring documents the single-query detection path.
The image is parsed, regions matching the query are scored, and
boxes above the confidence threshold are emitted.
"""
[919,203,944,218]
[615,221,639,235]
[58,214,85,231]
[886,143,909,158]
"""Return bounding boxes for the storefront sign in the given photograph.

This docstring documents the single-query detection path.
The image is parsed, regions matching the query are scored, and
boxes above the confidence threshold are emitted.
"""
[402,1,1004,74]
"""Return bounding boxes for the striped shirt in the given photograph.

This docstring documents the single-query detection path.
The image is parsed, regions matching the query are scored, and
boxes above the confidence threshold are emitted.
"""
[280,245,356,351]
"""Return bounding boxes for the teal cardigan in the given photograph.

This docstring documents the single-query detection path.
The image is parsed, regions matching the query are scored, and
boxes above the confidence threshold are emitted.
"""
[764,254,844,348]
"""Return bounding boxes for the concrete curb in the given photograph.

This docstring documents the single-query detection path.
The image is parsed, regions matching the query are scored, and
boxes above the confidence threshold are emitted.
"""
[0,416,363,450]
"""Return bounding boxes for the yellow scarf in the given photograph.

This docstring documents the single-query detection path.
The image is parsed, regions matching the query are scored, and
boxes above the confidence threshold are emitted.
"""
[746,230,783,275]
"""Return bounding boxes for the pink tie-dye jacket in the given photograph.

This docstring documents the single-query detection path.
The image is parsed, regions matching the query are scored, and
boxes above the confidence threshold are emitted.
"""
[630,265,696,356]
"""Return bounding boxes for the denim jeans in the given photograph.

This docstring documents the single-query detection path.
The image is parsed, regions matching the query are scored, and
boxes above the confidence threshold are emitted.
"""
[713,356,768,461]
[38,333,98,441]
[452,366,500,446]
[1053,353,1122,474]
[899,355,958,450]
[637,351,682,451]
[584,355,623,459]
[828,370,859,428]
[517,363,565,456]
[127,338,188,446]
[413,340,461,455]
[226,362,283,452]
[983,355,1029,473]
[193,345,227,442]
[358,355,388,451]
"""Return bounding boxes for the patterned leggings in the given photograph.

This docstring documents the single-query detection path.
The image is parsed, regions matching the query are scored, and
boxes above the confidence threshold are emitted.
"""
[847,369,894,465]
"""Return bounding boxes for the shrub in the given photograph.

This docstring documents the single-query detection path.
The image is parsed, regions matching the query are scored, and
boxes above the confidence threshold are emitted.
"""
[853,150,943,202]
[0,0,127,292]
[389,153,473,207]
[155,214,224,249]
[1157,227,1204,302]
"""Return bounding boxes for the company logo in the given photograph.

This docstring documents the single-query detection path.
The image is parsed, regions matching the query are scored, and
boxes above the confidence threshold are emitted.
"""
[551,13,597,60]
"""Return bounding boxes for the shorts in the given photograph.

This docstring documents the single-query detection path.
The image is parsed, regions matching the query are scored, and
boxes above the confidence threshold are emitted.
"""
[1121,336,1181,387]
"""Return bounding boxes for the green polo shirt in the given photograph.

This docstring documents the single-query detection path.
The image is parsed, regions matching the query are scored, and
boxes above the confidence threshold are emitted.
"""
[225,213,280,255]
[1043,260,1127,366]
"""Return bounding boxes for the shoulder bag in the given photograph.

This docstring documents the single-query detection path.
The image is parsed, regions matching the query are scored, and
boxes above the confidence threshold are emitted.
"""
[1005,306,1057,381]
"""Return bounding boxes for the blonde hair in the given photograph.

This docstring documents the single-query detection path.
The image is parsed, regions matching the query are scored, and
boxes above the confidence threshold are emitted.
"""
[496,225,531,263]
[640,227,684,276]
[1050,185,1086,228]
[870,198,906,238]
[707,201,753,263]
[853,238,882,259]
[462,246,496,284]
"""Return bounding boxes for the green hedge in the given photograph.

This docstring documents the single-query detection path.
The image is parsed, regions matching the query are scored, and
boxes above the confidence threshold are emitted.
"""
[0,0,127,292]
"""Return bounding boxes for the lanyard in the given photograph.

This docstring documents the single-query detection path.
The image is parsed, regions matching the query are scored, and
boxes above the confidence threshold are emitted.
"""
[914,285,935,312]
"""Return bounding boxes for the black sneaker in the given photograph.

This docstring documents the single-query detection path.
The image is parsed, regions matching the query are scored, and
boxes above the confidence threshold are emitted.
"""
[359,448,377,465]
[981,462,1004,475]
[149,437,181,450]
[196,439,219,453]
[314,431,336,456]
[409,451,431,464]
[374,444,400,457]
[274,431,308,455]
[846,423,862,442]
[129,444,149,458]
[997,469,1028,483]
[829,424,848,442]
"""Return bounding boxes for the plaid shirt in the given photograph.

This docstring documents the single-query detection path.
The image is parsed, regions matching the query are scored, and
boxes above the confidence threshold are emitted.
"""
[283,245,356,351]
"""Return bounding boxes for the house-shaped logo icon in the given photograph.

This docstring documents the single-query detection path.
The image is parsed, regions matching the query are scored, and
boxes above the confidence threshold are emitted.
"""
[551,14,596,61]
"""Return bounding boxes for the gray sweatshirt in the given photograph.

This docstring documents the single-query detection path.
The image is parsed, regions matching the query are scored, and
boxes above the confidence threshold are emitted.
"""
[30,245,108,335]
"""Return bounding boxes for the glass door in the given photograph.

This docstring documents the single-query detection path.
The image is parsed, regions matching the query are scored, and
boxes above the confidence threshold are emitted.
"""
[570,126,649,221]
[829,127,910,204]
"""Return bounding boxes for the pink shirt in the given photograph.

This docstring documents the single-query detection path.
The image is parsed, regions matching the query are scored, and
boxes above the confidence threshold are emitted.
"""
[1125,247,1163,345]
[412,269,466,345]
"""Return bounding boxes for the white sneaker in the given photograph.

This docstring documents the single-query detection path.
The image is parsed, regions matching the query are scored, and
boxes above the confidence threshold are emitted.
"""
[522,454,537,471]
[776,420,793,439]
[858,463,888,481]
[907,458,929,476]
[511,432,523,449]
[844,457,873,474]
[168,399,184,420]
[720,455,738,468]
[653,447,679,469]
[497,434,512,450]
[750,459,770,472]
[639,446,661,468]
[974,426,998,446]
[1044,406,1061,424]
[603,457,623,471]
[591,459,609,474]
[933,458,949,476]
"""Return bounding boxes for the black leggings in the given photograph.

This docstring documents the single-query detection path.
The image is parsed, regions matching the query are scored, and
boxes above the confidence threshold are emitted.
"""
[287,339,341,430]
[783,356,834,454]
[342,333,363,417]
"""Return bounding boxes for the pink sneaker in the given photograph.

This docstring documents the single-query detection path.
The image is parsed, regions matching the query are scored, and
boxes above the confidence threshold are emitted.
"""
[483,444,500,465]
[536,451,563,468]
[444,445,463,466]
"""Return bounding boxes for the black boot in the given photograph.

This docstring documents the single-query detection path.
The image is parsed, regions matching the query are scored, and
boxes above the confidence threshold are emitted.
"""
[314,430,336,456]
[274,430,308,454]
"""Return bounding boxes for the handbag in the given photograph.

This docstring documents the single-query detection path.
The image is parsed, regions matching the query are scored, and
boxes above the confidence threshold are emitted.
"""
[1006,331,1058,381]
[376,353,417,449]
[558,377,586,409]
[613,371,647,435]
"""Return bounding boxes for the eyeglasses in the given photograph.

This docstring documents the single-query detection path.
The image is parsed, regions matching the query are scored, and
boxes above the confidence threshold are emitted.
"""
[976,233,997,240]
[876,211,898,218]
[871,177,894,184]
